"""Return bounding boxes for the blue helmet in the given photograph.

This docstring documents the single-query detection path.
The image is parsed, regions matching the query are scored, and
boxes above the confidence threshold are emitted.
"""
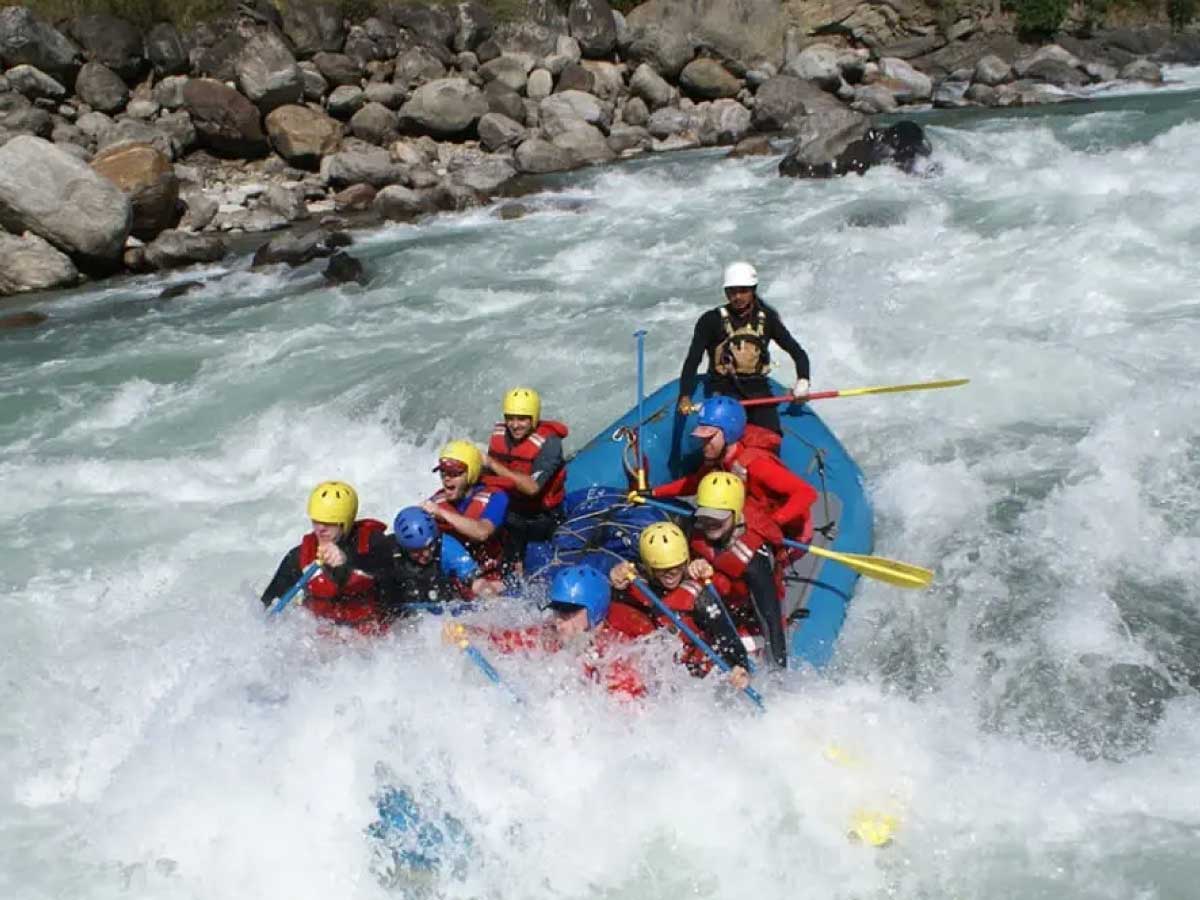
[696,395,747,444]
[393,506,437,551]
[548,565,611,628]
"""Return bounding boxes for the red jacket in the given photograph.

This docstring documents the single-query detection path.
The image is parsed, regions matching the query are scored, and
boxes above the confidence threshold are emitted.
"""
[299,518,388,634]
[486,420,569,513]
[605,577,720,675]
[689,501,784,608]
[483,624,646,698]
[653,424,817,540]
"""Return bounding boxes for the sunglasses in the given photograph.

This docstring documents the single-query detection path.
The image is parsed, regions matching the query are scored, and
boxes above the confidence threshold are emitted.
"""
[695,515,729,531]
[435,458,468,476]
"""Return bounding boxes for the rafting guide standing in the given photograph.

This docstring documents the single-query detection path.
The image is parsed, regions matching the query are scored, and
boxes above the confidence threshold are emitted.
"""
[677,261,811,434]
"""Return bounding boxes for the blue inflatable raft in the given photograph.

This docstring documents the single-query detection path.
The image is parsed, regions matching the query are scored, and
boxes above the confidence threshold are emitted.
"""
[561,377,873,670]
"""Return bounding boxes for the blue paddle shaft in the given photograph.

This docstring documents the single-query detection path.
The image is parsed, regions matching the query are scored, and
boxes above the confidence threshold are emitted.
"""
[781,538,813,552]
[633,578,765,711]
[462,642,523,704]
[634,330,647,487]
[266,561,321,617]
[640,496,693,517]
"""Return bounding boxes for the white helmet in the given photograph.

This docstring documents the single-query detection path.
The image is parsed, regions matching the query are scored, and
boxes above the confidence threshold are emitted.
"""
[723,261,758,289]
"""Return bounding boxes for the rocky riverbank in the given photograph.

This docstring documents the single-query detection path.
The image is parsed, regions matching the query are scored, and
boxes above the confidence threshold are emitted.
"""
[1,0,1197,311]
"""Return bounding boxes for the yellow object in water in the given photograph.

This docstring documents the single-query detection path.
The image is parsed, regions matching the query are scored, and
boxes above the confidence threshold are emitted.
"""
[848,810,900,848]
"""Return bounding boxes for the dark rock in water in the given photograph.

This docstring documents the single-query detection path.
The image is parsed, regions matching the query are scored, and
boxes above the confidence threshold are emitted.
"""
[157,280,204,300]
[140,230,226,271]
[252,229,351,268]
[498,202,529,220]
[779,120,931,179]
[0,310,49,329]
[323,250,368,285]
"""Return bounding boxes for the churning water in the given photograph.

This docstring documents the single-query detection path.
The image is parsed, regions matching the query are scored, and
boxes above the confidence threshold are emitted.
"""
[2,73,1199,900]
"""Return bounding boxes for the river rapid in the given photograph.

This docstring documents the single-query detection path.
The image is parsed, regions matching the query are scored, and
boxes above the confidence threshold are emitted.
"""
[3,74,1199,900]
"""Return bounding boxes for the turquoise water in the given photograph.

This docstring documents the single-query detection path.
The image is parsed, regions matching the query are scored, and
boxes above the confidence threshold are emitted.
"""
[2,76,1199,899]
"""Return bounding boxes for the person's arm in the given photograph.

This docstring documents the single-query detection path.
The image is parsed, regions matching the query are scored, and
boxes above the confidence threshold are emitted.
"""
[259,547,303,607]
[490,435,563,497]
[425,501,498,543]
[678,310,718,406]
[765,306,810,381]
[441,535,481,583]
[665,581,750,671]
[649,470,703,500]
[748,456,818,531]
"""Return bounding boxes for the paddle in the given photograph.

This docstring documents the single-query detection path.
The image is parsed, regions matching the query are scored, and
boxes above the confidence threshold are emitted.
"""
[636,496,933,590]
[265,561,321,617]
[740,377,970,408]
[632,578,766,711]
[634,329,648,491]
[447,624,523,703]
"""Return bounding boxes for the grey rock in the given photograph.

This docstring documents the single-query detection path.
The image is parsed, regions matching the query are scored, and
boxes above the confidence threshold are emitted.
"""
[784,43,842,91]
[397,78,488,138]
[622,95,649,126]
[1021,58,1087,88]
[581,60,624,100]
[251,229,346,266]
[700,98,751,145]
[327,84,366,118]
[68,13,144,81]
[299,62,329,101]
[145,23,188,77]
[157,110,198,159]
[514,136,578,173]
[393,46,447,87]
[852,83,899,114]
[5,64,66,100]
[607,123,651,154]
[386,3,456,48]
[477,111,525,151]
[350,101,399,145]
[751,74,840,132]
[552,120,614,164]
[630,63,672,109]
[178,191,218,231]
[680,58,741,100]
[281,1,347,58]
[126,99,159,120]
[973,54,1012,87]
[492,0,569,57]
[364,81,406,109]
[321,146,408,188]
[141,229,226,271]
[153,75,189,110]
[0,230,77,295]
[646,106,692,139]
[265,104,343,169]
[236,30,304,113]
[457,50,479,71]
[449,155,517,193]
[0,102,52,138]
[454,2,495,53]
[96,118,176,160]
[1013,45,1080,78]
[964,83,998,106]
[312,52,362,87]
[479,54,532,93]
[74,110,112,140]
[555,62,595,94]
[1085,61,1118,84]
[777,108,868,176]
[0,7,81,81]
[568,0,617,59]
[259,183,309,221]
[374,182,434,220]
[484,80,526,123]
[1120,58,1162,83]
[540,89,610,137]
[622,24,692,80]
[527,68,553,99]
[877,57,932,102]
[0,135,131,266]
[75,62,128,114]
[324,251,368,285]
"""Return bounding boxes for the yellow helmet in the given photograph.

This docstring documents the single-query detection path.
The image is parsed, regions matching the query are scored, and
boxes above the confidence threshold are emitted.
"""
[638,522,689,570]
[307,480,358,531]
[696,471,746,518]
[502,387,541,426]
[436,439,483,485]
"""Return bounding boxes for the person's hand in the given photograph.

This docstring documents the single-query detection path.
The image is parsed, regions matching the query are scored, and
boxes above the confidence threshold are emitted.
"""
[627,488,649,505]
[484,454,503,474]
[421,499,442,519]
[728,665,751,691]
[317,542,346,567]
[472,577,500,598]
[442,621,468,646]
[687,558,714,581]
[791,378,810,400]
[609,561,637,590]
[677,397,697,415]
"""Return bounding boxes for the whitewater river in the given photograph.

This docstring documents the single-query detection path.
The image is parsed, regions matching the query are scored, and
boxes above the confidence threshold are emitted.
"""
[3,75,1199,900]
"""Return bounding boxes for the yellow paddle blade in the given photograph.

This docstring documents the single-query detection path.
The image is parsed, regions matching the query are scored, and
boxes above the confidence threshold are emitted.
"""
[838,378,970,399]
[848,810,900,847]
[804,545,934,590]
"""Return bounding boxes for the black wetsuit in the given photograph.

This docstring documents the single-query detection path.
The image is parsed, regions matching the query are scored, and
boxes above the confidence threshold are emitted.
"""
[387,547,460,612]
[678,299,810,434]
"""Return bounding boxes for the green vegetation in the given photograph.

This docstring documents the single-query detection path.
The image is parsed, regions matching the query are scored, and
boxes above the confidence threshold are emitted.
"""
[1013,0,1069,39]
[1168,0,1196,29]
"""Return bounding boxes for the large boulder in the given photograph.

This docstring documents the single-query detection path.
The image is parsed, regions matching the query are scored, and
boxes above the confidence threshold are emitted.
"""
[97,118,177,160]
[68,14,144,81]
[0,231,77,295]
[0,135,131,267]
[539,89,610,137]
[484,80,526,123]
[236,30,304,114]
[751,74,842,132]
[479,54,533,93]
[625,0,784,70]
[75,62,129,114]
[621,23,692,79]
[327,84,366,118]
[453,1,495,53]
[777,108,869,177]
[140,229,227,272]
[312,51,362,87]
[145,23,188,77]
[350,101,400,145]
[973,54,1012,87]
[90,142,179,240]
[876,58,932,103]
[0,7,81,82]
[568,0,617,59]
[477,112,525,151]
[385,3,457,48]
[1021,58,1088,88]
[320,147,409,188]
[397,78,488,138]
[393,45,447,87]
[183,78,269,158]
[281,1,347,58]
[552,121,614,165]
[679,58,741,100]
[630,63,672,109]
[646,106,693,140]
[5,65,66,101]
[784,43,842,91]
[514,136,578,173]
[265,105,342,169]
[374,183,435,221]
[700,98,751,145]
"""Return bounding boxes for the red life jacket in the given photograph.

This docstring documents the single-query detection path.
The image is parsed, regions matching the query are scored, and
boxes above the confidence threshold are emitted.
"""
[299,518,387,631]
[487,420,569,513]
[724,424,816,542]
[690,502,785,608]
[430,486,505,578]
